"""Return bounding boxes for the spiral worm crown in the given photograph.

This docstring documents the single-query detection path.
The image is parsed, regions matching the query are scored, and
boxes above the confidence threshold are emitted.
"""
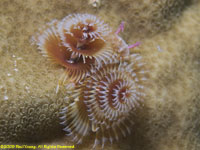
[32,14,115,83]
[57,14,114,66]
[60,54,146,148]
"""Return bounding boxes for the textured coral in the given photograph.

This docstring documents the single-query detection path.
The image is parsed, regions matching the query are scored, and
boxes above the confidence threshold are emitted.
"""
[0,0,200,150]
[0,97,65,143]
[98,0,196,39]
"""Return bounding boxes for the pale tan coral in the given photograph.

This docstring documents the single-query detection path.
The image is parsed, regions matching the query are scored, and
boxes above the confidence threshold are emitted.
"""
[0,0,200,150]
[98,0,198,39]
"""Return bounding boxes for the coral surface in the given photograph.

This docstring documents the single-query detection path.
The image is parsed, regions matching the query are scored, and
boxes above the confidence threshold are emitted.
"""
[0,0,200,150]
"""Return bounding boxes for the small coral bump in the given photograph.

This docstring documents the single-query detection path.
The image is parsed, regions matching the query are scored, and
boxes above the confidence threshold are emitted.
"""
[89,0,101,8]
[60,54,147,148]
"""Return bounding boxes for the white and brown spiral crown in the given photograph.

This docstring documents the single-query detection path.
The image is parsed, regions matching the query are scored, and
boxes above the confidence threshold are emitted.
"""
[32,14,115,84]
[57,13,114,65]
[60,54,147,148]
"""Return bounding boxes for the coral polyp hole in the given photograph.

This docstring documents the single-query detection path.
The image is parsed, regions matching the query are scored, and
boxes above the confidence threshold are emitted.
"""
[0,120,7,126]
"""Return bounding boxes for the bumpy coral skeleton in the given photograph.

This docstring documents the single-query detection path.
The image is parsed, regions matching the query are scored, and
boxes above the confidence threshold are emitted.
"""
[32,13,145,148]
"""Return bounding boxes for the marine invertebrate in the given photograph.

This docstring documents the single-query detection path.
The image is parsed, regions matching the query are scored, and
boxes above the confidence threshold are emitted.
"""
[57,13,113,65]
[32,14,114,85]
[32,13,145,147]
[110,21,141,57]
[60,54,147,148]
[33,21,95,86]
